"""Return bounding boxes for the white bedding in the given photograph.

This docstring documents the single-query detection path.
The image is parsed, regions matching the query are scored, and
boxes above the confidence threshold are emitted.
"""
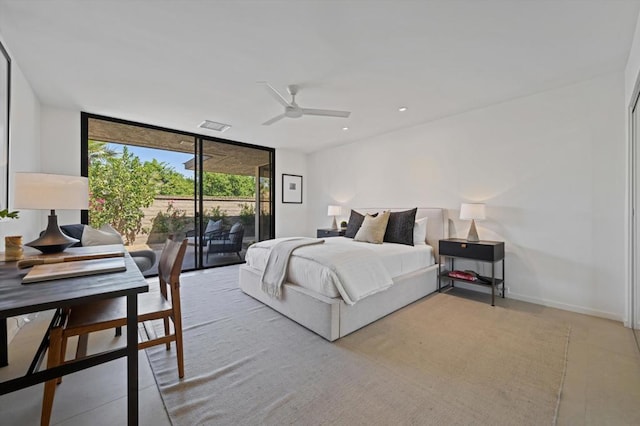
[245,237,435,300]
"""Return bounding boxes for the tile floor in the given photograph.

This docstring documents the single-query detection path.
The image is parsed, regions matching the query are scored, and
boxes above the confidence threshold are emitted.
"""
[0,275,639,425]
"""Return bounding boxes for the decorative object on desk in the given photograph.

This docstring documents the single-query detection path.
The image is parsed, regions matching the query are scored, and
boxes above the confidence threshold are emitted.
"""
[460,203,485,242]
[5,235,23,260]
[0,209,21,260]
[14,172,89,254]
[0,41,10,211]
[282,174,302,204]
[17,247,124,269]
[0,208,18,220]
[327,205,342,229]
[22,257,126,284]
[340,220,348,229]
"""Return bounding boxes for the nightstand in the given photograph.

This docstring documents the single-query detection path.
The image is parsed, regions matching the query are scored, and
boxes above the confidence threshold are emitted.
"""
[438,238,505,306]
[317,228,346,238]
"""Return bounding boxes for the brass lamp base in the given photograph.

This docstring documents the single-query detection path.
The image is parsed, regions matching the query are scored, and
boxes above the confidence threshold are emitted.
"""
[25,210,78,254]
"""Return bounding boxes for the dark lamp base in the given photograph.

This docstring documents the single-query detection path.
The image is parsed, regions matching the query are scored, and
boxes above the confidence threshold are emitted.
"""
[25,210,78,254]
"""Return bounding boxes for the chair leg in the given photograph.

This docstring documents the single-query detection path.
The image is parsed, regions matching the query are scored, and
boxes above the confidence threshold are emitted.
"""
[42,327,63,426]
[76,334,89,359]
[56,335,68,385]
[173,315,185,379]
[163,318,171,350]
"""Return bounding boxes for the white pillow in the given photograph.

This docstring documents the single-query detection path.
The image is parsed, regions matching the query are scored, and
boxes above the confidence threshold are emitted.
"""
[413,217,428,245]
[82,225,124,246]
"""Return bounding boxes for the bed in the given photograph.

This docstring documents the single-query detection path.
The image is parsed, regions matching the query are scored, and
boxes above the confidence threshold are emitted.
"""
[239,208,448,341]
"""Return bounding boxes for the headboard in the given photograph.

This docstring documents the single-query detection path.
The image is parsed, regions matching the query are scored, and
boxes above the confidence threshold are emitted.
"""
[354,208,449,260]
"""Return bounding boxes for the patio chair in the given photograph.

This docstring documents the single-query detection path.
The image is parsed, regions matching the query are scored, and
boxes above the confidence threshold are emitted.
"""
[185,219,223,248]
[207,222,244,261]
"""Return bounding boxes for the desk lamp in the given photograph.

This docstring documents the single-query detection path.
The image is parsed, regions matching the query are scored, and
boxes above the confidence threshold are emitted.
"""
[14,172,89,254]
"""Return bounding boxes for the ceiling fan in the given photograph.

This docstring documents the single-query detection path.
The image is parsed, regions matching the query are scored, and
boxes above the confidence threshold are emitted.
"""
[259,82,351,126]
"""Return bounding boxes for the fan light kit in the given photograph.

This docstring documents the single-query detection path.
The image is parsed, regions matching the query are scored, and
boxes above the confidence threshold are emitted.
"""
[258,81,351,126]
[198,120,231,132]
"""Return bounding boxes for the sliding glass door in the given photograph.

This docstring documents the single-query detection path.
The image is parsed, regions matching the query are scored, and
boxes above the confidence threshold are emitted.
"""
[81,113,274,275]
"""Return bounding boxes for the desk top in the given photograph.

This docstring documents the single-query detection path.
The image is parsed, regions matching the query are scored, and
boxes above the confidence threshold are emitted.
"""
[0,246,149,318]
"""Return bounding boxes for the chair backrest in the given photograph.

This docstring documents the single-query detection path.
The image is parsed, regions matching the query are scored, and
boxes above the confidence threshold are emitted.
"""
[158,238,188,289]
[229,222,244,245]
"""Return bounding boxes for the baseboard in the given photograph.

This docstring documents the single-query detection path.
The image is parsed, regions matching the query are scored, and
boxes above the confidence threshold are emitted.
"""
[451,281,623,323]
[508,291,623,323]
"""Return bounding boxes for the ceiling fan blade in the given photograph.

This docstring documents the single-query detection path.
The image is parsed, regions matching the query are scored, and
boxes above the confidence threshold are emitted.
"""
[258,81,291,107]
[262,113,287,126]
[301,108,351,118]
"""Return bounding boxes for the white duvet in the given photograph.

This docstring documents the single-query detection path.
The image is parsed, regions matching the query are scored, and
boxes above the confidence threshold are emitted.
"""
[245,237,435,304]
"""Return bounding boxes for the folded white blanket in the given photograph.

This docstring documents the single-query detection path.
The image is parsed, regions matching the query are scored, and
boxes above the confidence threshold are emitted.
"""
[253,237,393,305]
[260,238,325,298]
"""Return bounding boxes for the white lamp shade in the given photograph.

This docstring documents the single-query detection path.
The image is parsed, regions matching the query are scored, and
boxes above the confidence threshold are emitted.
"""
[460,203,486,220]
[14,172,89,210]
[327,205,342,216]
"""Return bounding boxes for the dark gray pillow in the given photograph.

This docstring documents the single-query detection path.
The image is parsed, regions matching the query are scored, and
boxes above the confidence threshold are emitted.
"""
[344,210,377,238]
[384,208,417,246]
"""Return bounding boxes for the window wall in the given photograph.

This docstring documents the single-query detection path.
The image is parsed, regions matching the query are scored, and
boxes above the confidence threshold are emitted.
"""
[81,114,275,275]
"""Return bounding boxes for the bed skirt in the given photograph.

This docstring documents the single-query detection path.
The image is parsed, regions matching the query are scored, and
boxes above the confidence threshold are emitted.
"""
[239,264,439,341]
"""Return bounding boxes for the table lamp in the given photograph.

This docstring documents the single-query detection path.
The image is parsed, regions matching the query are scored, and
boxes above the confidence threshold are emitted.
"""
[14,172,89,254]
[327,205,342,230]
[460,203,485,242]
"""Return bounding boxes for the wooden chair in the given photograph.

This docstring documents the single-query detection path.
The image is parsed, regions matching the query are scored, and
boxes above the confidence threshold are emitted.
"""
[41,238,188,426]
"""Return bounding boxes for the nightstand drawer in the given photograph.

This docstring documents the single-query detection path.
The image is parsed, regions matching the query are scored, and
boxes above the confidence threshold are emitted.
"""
[439,239,504,262]
[317,228,345,238]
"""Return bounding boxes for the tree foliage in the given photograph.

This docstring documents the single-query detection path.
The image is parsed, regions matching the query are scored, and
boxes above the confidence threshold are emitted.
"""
[88,142,258,244]
[89,146,160,244]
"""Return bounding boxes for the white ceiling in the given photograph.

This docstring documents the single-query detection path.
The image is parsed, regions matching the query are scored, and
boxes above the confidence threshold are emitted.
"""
[0,0,639,153]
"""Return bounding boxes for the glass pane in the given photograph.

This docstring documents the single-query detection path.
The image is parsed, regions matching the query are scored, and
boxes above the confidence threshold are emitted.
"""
[87,118,196,276]
[199,139,271,267]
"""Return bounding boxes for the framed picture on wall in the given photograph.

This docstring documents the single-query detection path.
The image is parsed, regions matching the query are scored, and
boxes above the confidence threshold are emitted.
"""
[282,174,302,204]
[0,41,10,211]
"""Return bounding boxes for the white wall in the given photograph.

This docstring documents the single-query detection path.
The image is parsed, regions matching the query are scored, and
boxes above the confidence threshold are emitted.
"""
[39,105,82,225]
[624,9,640,328]
[0,32,41,247]
[275,149,309,237]
[308,72,626,321]
[0,31,42,342]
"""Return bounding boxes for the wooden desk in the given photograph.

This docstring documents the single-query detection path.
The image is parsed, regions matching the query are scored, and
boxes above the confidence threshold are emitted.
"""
[0,248,148,425]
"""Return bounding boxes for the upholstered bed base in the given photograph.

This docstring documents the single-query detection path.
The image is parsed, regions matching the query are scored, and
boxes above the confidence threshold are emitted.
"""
[239,263,439,341]
[239,207,447,341]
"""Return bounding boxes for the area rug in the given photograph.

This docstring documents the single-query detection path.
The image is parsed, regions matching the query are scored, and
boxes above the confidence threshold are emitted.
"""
[145,265,570,426]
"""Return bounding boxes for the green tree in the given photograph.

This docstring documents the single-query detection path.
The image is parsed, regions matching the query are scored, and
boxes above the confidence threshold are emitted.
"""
[88,140,118,164]
[202,172,255,197]
[89,146,160,244]
[144,159,194,196]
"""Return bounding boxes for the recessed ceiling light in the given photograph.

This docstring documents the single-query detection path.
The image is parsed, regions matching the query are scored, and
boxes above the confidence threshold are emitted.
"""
[198,120,231,132]
[342,127,349,131]
[398,106,408,112]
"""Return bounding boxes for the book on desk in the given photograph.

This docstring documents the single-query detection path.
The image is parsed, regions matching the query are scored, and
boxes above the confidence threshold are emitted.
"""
[21,245,127,284]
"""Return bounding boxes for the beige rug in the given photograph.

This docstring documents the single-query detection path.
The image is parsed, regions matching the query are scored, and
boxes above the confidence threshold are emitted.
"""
[146,265,570,426]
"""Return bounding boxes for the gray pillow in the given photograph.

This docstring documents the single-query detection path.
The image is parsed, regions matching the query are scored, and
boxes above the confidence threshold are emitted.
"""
[384,208,418,246]
[344,210,378,238]
[205,219,222,234]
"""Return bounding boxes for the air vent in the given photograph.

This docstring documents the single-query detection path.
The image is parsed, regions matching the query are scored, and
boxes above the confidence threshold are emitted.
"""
[198,120,231,132]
